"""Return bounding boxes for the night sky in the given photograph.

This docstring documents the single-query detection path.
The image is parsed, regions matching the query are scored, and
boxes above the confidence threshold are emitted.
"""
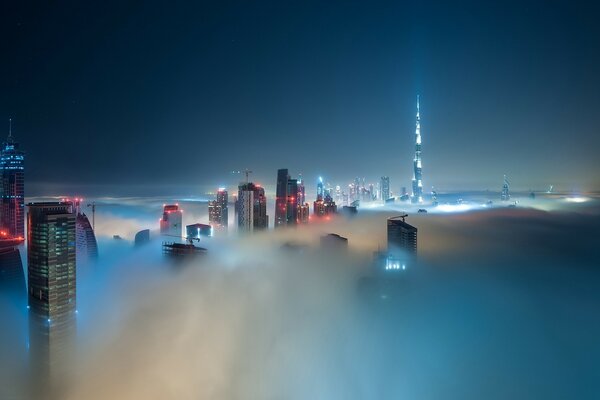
[2,1,599,193]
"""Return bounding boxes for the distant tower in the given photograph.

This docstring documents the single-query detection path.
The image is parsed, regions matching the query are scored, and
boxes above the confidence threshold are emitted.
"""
[380,176,390,203]
[316,177,324,201]
[0,119,25,239]
[411,96,423,203]
[501,175,510,201]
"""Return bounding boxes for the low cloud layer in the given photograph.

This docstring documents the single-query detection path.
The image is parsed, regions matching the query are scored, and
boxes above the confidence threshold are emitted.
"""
[2,198,599,399]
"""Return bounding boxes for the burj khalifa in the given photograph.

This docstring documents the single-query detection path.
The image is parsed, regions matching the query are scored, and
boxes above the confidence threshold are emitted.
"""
[411,95,423,203]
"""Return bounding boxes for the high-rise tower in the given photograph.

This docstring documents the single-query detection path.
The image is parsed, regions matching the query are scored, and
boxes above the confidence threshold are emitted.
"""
[275,169,289,228]
[411,96,423,204]
[27,202,77,384]
[0,119,25,239]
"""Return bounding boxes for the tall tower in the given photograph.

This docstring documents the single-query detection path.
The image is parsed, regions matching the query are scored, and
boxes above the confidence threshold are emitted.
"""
[0,119,25,239]
[27,202,77,385]
[411,96,423,204]
[275,169,289,228]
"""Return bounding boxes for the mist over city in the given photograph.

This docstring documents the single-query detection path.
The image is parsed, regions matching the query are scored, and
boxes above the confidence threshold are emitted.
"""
[2,1,600,399]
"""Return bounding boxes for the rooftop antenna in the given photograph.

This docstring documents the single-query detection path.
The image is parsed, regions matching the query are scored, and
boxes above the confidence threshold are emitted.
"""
[8,118,12,140]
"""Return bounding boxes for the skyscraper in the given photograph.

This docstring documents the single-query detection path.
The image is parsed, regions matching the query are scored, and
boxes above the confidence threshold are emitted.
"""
[501,175,510,201]
[0,119,25,240]
[73,199,98,261]
[27,202,77,384]
[208,188,228,229]
[387,215,417,258]
[160,204,183,238]
[275,169,289,228]
[411,96,423,204]
[380,176,390,203]
[316,177,324,201]
[237,182,268,232]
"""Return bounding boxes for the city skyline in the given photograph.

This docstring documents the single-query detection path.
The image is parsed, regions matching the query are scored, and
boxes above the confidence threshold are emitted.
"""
[2,1,600,192]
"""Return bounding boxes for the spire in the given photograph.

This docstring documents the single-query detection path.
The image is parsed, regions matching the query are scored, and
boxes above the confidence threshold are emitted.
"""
[8,118,12,140]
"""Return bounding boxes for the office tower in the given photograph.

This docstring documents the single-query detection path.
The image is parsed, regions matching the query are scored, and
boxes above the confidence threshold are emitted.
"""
[160,204,183,238]
[186,223,212,239]
[387,215,417,259]
[134,229,150,246]
[275,169,289,227]
[501,175,510,201]
[27,202,77,384]
[237,182,268,232]
[368,183,374,201]
[208,188,228,229]
[411,95,423,203]
[380,176,390,203]
[0,119,25,240]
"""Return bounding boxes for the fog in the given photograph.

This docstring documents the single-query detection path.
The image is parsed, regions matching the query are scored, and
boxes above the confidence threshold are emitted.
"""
[2,196,600,399]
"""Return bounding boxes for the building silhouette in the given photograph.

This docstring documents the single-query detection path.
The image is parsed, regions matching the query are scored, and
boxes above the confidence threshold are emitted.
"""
[0,119,25,240]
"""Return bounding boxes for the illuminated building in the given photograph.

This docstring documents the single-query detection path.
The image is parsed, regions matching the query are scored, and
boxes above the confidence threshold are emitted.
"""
[316,177,324,201]
[160,204,183,238]
[186,223,212,239]
[0,119,25,240]
[411,95,423,203]
[275,169,301,227]
[313,193,337,218]
[208,189,228,229]
[134,229,150,246]
[275,169,289,227]
[297,176,310,223]
[27,202,77,383]
[501,175,510,201]
[237,182,268,232]
[387,215,417,259]
[380,176,390,202]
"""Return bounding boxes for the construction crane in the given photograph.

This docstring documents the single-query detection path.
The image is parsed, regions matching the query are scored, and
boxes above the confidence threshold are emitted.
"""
[86,201,117,231]
[390,214,409,222]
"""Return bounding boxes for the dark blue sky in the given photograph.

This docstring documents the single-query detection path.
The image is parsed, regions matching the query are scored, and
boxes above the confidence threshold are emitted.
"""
[2,1,599,193]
